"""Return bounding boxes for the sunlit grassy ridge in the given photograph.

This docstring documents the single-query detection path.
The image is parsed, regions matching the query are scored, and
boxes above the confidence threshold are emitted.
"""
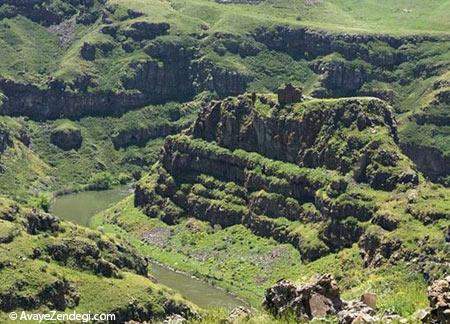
[115,0,450,35]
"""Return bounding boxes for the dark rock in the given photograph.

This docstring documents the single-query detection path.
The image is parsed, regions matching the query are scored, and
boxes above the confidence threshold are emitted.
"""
[37,279,79,311]
[359,232,402,267]
[263,274,342,321]
[243,214,329,261]
[50,125,82,151]
[0,128,13,154]
[253,25,438,65]
[80,42,96,60]
[0,279,79,312]
[76,10,99,25]
[112,123,185,149]
[163,300,195,319]
[401,143,450,184]
[94,258,119,277]
[127,9,143,19]
[0,48,249,120]
[0,200,19,221]
[191,96,413,190]
[422,276,450,323]
[277,83,302,105]
[100,24,118,36]
[372,212,399,231]
[314,59,370,97]
[320,218,364,252]
[124,22,170,41]
[25,211,60,235]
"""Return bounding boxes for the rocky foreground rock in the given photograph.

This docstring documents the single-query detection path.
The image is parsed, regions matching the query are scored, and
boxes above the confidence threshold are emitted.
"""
[422,276,450,324]
[263,274,450,323]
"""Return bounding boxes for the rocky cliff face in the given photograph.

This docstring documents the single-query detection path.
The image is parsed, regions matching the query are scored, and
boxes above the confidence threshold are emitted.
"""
[0,78,147,120]
[252,26,439,64]
[133,94,431,264]
[0,0,104,26]
[401,143,450,183]
[192,95,417,190]
[112,123,185,149]
[0,128,12,155]
[0,39,250,120]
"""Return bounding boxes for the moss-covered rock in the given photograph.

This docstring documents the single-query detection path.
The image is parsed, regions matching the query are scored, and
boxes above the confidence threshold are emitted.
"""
[50,122,82,150]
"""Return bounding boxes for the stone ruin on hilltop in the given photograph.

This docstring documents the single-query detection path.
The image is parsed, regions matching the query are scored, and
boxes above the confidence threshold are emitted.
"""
[277,83,303,105]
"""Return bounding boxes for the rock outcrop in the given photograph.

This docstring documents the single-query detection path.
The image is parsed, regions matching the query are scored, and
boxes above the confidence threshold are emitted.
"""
[252,25,439,65]
[263,275,342,320]
[263,275,396,323]
[134,93,424,263]
[277,83,303,105]
[191,95,417,190]
[401,143,450,184]
[50,124,82,150]
[112,123,187,149]
[0,47,250,120]
[123,22,170,41]
[422,276,450,323]
[0,128,12,154]
[0,0,103,26]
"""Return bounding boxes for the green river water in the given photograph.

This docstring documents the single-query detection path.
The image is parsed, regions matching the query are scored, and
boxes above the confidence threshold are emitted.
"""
[50,187,246,310]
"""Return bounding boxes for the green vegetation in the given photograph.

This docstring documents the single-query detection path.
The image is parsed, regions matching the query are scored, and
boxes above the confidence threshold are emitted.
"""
[0,196,196,322]
[0,0,449,321]
[0,101,197,202]
[92,196,430,316]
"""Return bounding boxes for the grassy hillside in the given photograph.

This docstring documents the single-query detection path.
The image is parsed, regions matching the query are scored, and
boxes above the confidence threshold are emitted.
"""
[116,0,450,35]
[92,196,431,316]
[0,196,196,322]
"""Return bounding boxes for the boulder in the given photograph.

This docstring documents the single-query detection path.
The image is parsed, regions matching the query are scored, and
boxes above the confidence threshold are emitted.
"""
[226,306,251,323]
[124,22,170,41]
[337,301,378,324]
[25,211,60,235]
[80,42,96,60]
[263,274,342,321]
[50,124,82,151]
[422,276,450,323]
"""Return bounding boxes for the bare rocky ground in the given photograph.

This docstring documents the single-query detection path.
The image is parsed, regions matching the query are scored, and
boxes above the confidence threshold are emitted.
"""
[262,274,450,323]
[47,18,77,48]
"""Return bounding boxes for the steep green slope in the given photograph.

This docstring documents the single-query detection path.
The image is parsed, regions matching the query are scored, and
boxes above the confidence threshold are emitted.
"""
[0,101,197,201]
[92,196,432,316]
[0,196,196,322]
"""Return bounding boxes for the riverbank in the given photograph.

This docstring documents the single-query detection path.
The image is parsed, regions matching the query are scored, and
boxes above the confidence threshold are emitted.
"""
[49,186,248,309]
[90,196,307,306]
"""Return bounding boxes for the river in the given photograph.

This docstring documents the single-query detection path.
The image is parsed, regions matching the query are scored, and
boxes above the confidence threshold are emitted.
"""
[50,187,246,310]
